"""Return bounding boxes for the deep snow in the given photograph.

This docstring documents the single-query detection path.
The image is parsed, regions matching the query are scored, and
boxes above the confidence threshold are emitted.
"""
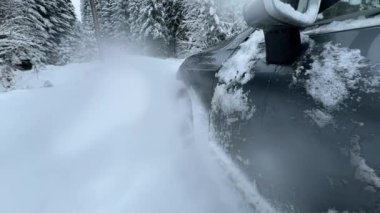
[0,54,275,213]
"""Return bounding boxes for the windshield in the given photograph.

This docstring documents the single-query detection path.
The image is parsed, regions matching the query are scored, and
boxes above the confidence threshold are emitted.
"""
[319,0,380,20]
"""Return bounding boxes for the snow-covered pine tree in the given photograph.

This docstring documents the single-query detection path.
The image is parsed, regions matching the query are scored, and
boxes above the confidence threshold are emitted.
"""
[181,0,226,55]
[109,0,130,44]
[0,0,48,66]
[98,0,129,45]
[164,0,186,57]
[0,0,78,87]
[128,0,141,39]
[100,0,115,40]
[47,0,78,64]
[83,0,129,52]
[57,21,85,64]
[131,0,170,56]
[99,0,117,40]
[81,0,102,57]
[0,0,46,87]
[0,0,16,87]
[81,0,101,33]
[7,0,78,65]
[0,0,11,26]
[214,0,246,38]
[79,0,246,57]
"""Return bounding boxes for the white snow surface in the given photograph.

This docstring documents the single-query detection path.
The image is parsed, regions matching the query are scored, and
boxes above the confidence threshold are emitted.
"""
[0,54,276,213]
[305,42,367,110]
[212,30,264,122]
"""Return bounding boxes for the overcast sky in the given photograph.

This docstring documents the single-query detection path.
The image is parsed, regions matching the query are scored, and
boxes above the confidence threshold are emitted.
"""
[71,0,81,20]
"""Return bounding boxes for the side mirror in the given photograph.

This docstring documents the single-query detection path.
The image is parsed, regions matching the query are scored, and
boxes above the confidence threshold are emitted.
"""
[244,0,322,65]
[244,0,322,27]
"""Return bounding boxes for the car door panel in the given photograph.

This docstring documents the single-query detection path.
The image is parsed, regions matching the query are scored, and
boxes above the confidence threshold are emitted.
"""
[237,64,380,212]
[235,26,380,212]
[178,13,380,212]
[210,26,380,212]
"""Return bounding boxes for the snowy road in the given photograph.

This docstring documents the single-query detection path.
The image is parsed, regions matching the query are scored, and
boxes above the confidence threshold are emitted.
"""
[0,55,275,213]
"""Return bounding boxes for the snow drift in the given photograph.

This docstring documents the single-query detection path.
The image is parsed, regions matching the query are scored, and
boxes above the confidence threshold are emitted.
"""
[0,54,275,213]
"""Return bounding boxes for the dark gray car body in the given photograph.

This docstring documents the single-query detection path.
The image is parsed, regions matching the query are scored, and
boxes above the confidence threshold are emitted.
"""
[178,8,380,213]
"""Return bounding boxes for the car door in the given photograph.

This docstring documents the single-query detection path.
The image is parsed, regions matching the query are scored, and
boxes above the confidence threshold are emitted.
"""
[228,2,380,212]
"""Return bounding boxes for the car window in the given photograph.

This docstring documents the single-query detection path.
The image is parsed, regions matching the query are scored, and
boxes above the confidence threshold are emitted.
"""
[319,0,380,20]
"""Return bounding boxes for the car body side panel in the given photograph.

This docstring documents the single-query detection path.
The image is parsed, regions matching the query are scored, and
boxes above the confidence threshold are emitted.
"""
[231,26,380,212]
[238,27,380,212]
[238,65,380,212]
[178,22,380,212]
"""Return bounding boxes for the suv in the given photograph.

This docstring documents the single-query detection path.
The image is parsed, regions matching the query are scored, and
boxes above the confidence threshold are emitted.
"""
[178,0,380,212]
